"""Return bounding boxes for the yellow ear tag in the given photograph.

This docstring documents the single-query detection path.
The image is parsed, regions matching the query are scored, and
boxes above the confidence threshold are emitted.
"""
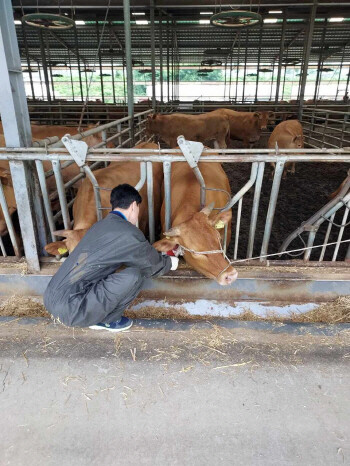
[58,247,68,255]
[215,220,225,230]
[166,236,171,239]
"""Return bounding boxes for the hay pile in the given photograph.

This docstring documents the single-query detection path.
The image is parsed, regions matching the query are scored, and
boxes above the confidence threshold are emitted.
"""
[0,295,50,318]
[289,297,350,323]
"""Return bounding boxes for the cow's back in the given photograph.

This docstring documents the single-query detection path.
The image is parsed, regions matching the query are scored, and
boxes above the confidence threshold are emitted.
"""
[268,120,304,149]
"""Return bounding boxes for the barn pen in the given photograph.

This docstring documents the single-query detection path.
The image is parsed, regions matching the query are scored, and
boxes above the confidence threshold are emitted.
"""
[0,0,349,321]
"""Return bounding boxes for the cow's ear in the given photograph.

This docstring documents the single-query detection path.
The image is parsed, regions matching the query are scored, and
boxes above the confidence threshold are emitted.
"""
[209,210,231,228]
[153,237,178,252]
[254,112,261,119]
[0,168,12,186]
[45,240,68,256]
[268,111,275,117]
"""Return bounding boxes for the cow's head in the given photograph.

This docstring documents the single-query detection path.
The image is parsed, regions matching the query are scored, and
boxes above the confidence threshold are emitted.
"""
[0,168,17,236]
[45,229,88,256]
[83,123,115,148]
[145,113,158,136]
[255,111,275,130]
[292,134,304,148]
[153,203,238,286]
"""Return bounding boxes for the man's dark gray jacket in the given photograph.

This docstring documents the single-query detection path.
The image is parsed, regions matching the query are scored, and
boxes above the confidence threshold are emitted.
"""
[44,213,172,327]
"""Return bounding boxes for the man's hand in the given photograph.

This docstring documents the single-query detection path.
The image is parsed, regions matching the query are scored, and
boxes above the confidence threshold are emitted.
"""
[170,257,179,271]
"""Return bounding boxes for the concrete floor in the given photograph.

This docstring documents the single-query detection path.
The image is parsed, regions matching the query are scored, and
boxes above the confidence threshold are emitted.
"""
[0,319,349,466]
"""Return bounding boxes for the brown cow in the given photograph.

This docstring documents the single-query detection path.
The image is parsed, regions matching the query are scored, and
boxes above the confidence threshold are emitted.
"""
[153,159,238,286]
[0,123,110,237]
[145,112,230,148]
[211,109,275,148]
[268,120,304,178]
[45,142,163,255]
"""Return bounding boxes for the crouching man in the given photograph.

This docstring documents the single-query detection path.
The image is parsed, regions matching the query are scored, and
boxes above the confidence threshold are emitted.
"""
[44,184,178,333]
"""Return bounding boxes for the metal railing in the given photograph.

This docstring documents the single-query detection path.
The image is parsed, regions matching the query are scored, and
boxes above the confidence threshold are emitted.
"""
[0,110,152,260]
[301,107,350,149]
[0,144,349,270]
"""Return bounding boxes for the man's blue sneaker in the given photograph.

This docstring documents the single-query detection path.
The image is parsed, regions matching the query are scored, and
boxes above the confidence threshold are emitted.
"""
[89,316,133,332]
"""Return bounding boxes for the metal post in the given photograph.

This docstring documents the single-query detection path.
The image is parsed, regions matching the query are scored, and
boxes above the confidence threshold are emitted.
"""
[95,21,105,103]
[150,0,157,110]
[73,25,84,101]
[163,161,171,231]
[146,162,155,243]
[242,30,248,103]
[0,0,44,271]
[298,0,318,120]
[21,22,35,99]
[255,24,263,103]
[260,159,285,261]
[159,10,163,105]
[247,162,265,258]
[123,0,134,141]
[235,33,241,103]
[275,13,287,103]
[39,30,52,104]
[45,30,56,101]
[335,48,346,100]
[167,19,170,103]
[313,19,327,103]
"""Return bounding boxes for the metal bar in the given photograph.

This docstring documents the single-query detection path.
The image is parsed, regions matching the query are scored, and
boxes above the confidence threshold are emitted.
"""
[0,235,7,257]
[260,159,285,260]
[313,18,328,103]
[73,25,84,101]
[0,0,43,271]
[21,22,35,99]
[255,24,263,103]
[298,0,318,120]
[0,180,20,257]
[83,165,103,222]
[332,201,350,261]
[247,162,265,258]
[222,162,258,211]
[167,19,170,102]
[52,160,71,229]
[150,0,156,110]
[242,30,248,103]
[35,160,57,242]
[235,33,240,103]
[159,10,163,106]
[275,13,287,103]
[146,162,155,243]
[135,162,146,191]
[95,21,105,103]
[163,161,172,231]
[39,30,51,104]
[304,229,317,261]
[234,198,243,260]
[123,0,134,141]
[319,212,335,262]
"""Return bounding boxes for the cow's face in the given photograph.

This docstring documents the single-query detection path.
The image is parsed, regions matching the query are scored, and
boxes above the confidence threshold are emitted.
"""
[255,111,275,130]
[154,204,238,286]
[45,229,88,255]
[0,169,17,236]
[293,135,303,148]
[146,113,158,136]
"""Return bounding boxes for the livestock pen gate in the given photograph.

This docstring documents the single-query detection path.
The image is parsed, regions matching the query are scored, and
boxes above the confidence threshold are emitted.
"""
[0,0,350,317]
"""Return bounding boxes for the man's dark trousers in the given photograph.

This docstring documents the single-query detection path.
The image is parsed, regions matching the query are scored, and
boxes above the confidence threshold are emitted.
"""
[44,213,171,327]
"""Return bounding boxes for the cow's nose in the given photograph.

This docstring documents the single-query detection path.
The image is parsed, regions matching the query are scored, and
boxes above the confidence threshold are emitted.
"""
[219,269,238,286]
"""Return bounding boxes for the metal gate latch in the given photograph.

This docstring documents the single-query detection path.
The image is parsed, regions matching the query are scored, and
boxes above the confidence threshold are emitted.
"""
[62,135,88,167]
[177,135,204,168]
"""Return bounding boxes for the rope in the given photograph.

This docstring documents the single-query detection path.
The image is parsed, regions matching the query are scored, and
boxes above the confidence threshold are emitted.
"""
[77,0,112,130]
[174,238,350,278]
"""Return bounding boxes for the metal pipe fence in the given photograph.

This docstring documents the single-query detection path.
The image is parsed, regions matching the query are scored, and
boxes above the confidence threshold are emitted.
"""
[0,145,348,269]
[301,107,350,149]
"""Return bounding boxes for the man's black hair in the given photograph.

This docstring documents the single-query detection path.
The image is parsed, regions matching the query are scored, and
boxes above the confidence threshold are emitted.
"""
[110,184,142,210]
